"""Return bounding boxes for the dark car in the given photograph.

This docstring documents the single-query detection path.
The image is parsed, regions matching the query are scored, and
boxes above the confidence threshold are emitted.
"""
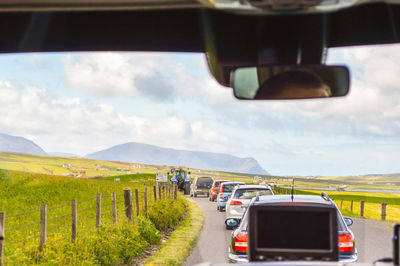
[190,176,214,197]
[227,194,357,263]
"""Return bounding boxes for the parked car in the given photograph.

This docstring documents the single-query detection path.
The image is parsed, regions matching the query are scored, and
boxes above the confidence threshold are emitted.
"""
[190,176,213,197]
[209,180,231,201]
[226,194,357,263]
[216,181,245,212]
[225,185,273,228]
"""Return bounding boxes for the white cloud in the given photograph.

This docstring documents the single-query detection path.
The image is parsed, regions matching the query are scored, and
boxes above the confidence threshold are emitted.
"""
[0,82,232,156]
[63,53,171,98]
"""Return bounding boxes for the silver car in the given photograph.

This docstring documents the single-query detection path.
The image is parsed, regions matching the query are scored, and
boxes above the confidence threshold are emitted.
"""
[225,184,273,229]
[226,194,357,263]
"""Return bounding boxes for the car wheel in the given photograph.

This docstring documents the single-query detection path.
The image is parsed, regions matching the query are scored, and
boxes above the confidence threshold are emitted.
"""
[194,193,197,197]
[219,207,224,212]
[190,192,193,197]
[217,205,219,210]
[184,182,190,195]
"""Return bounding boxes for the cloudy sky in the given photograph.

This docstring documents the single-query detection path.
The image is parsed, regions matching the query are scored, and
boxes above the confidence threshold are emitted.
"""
[0,44,399,176]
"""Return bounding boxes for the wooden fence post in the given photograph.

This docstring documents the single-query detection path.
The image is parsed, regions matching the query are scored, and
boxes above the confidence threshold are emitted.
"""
[167,184,170,199]
[162,186,165,200]
[158,186,161,200]
[135,189,139,216]
[40,204,47,250]
[96,193,101,228]
[112,192,117,225]
[174,183,178,200]
[350,200,353,212]
[360,201,364,217]
[153,186,157,202]
[145,188,148,216]
[124,188,133,221]
[0,212,5,266]
[72,199,77,243]
[381,203,387,221]
[273,185,277,193]
[340,200,343,209]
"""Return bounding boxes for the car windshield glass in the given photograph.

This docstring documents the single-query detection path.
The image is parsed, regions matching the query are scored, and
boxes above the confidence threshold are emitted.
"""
[197,178,212,184]
[234,188,272,199]
[222,184,236,192]
[0,44,399,264]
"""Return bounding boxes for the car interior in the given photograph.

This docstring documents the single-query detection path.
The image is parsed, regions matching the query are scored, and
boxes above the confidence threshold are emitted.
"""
[1,0,400,265]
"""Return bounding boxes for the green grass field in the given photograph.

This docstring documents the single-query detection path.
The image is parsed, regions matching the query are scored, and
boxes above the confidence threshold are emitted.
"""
[272,174,400,191]
[0,151,169,177]
[0,169,186,264]
[289,189,400,223]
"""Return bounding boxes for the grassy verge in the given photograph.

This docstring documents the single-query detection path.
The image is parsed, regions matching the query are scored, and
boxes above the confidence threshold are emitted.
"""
[146,198,205,266]
[0,169,189,264]
[7,198,187,265]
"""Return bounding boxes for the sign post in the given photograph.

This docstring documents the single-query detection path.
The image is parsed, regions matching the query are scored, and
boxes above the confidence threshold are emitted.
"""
[156,173,168,192]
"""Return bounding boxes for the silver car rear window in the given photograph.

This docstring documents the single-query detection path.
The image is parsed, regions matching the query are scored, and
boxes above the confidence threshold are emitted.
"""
[234,188,273,199]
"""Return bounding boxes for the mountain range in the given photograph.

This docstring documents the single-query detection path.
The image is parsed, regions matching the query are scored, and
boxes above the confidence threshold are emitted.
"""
[0,132,269,175]
[85,142,269,175]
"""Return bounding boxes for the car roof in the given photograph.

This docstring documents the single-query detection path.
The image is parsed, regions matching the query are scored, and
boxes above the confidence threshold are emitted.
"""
[255,194,334,206]
[235,184,270,189]
[222,181,245,185]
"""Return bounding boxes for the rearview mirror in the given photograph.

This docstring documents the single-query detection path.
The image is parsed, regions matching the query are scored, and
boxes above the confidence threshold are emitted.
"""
[231,65,350,100]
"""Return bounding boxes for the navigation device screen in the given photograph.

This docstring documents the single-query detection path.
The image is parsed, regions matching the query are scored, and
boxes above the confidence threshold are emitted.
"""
[257,210,331,250]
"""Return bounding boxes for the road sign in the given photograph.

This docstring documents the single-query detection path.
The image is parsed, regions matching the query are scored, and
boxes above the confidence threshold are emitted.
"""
[156,173,168,182]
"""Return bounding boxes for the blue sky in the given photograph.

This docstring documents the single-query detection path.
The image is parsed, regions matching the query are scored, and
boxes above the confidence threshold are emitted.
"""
[0,45,400,176]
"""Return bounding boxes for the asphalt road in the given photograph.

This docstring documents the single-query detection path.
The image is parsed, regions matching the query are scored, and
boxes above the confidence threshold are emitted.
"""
[185,195,394,265]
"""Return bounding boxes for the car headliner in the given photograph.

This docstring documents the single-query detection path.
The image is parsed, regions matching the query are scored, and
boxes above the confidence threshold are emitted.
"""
[0,3,399,55]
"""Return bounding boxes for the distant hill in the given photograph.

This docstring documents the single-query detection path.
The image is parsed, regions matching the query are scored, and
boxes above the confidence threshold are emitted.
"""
[86,142,269,175]
[48,152,80,158]
[0,133,46,155]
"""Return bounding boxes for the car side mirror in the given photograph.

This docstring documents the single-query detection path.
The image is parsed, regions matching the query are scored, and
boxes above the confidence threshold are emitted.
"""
[344,217,353,227]
[225,218,239,229]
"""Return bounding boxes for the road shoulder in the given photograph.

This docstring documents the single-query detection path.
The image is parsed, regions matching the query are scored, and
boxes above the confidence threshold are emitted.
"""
[146,197,205,265]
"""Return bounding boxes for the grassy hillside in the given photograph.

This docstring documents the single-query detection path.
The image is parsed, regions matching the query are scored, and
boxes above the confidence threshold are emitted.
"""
[0,169,187,265]
[0,151,258,183]
[0,151,168,177]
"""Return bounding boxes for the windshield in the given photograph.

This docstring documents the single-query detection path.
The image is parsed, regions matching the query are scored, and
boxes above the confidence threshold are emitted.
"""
[0,44,399,265]
[234,188,273,199]
[222,184,240,192]
[197,177,213,184]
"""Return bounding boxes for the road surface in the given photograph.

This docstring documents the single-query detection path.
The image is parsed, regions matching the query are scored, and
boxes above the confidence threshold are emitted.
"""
[185,195,394,265]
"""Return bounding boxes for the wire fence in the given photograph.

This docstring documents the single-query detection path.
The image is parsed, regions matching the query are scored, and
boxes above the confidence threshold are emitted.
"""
[0,182,178,265]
